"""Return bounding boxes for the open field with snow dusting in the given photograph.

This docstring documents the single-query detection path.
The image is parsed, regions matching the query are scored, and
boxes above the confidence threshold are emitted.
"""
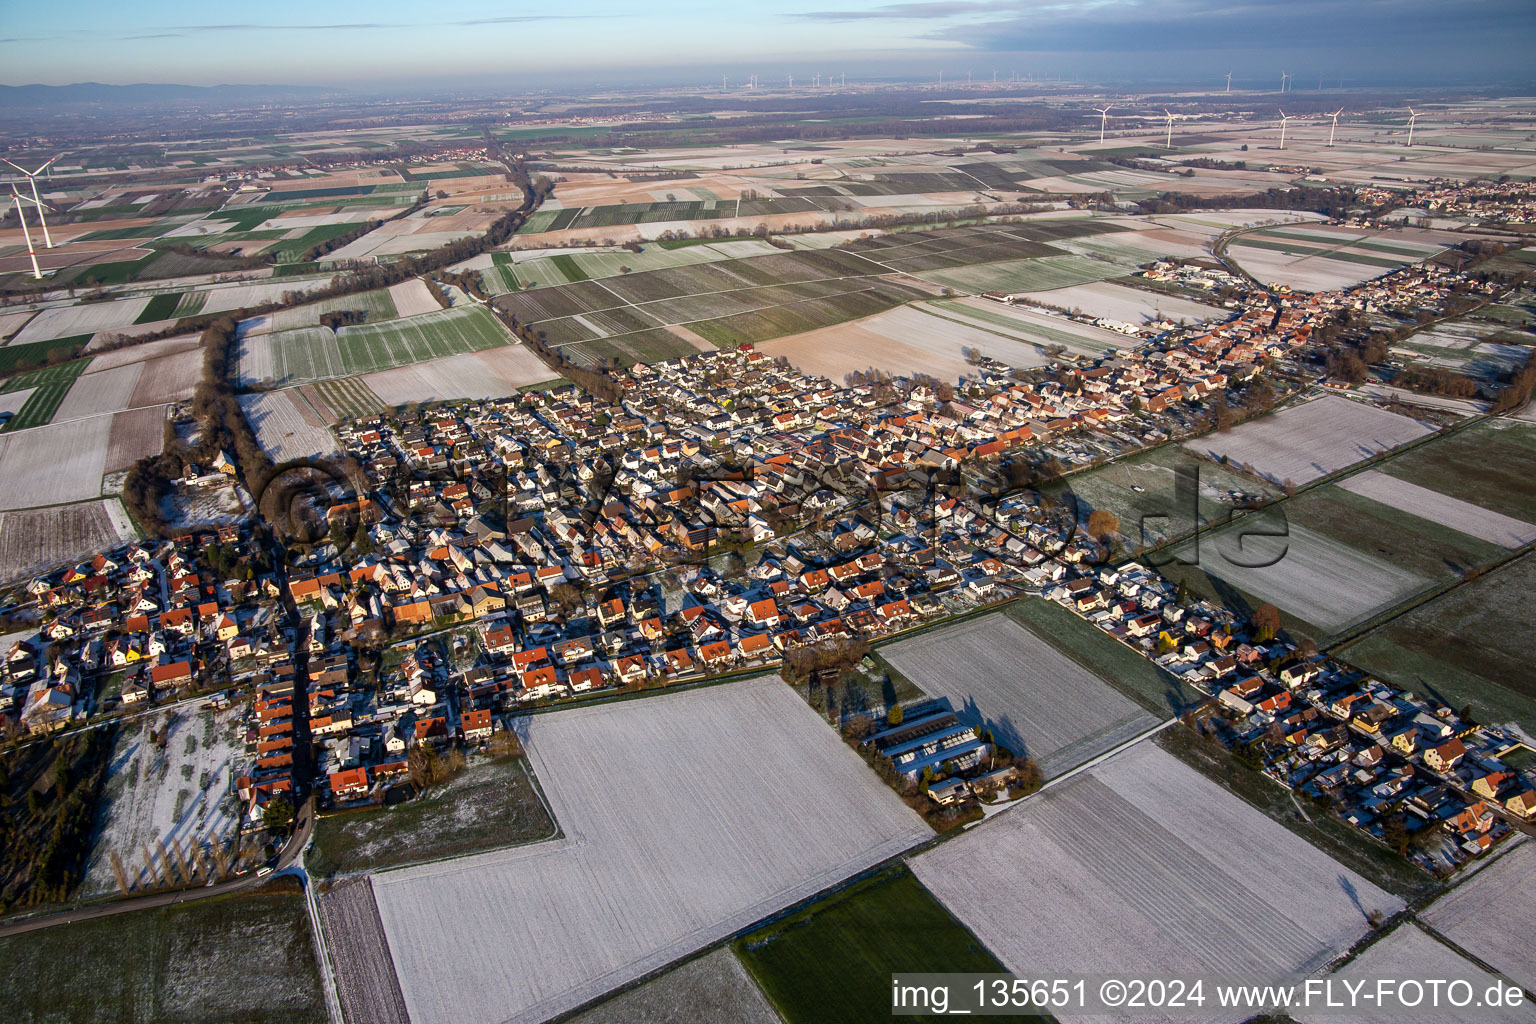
[361,346,555,405]
[570,947,779,1024]
[881,615,1161,777]
[1174,520,1432,636]
[0,411,115,509]
[912,742,1403,1023]
[237,390,337,461]
[0,498,135,582]
[372,676,929,1024]
[52,362,143,421]
[1420,841,1536,993]
[8,297,151,345]
[1299,922,1534,1024]
[82,706,248,895]
[1020,280,1227,325]
[1185,395,1433,485]
[1337,470,1536,549]
[105,404,169,473]
[388,278,442,317]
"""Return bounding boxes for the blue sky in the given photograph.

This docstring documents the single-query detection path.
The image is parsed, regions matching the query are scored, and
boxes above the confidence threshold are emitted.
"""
[1,0,1531,87]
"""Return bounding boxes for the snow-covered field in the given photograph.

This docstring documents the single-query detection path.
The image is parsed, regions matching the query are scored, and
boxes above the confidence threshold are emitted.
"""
[52,363,144,421]
[882,615,1161,777]
[237,390,337,462]
[1176,522,1430,635]
[9,297,152,346]
[0,498,135,582]
[373,677,929,1024]
[82,706,247,895]
[1299,922,1533,1024]
[1020,280,1227,326]
[196,280,315,315]
[1185,395,1434,485]
[913,742,1403,1024]
[0,411,115,510]
[1339,470,1536,549]
[1421,840,1536,993]
[387,278,441,318]
[361,347,555,404]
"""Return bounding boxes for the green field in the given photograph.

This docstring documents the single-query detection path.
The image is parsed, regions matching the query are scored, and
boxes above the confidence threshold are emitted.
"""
[134,291,184,324]
[267,222,370,262]
[0,334,91,374]
[266,287,399,332]
[548,253,590,282]
[306,377,387,421]
[1,359,90,431]
[736,868,1027,1024]
[1339,551,1536,735]
[1374,418,1536,523]
[171,291,209,319]
[307,755,554,877]
[253,304,510,386]
[0,881,326,1024]
[917,254,1129,294]
[54,253,159,287]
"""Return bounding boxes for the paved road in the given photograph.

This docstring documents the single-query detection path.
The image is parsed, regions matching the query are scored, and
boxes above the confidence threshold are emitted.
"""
[0,797,315,939]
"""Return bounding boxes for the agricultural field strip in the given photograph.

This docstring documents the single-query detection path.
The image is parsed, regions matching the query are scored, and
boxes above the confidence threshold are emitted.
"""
[0,499,136,584]
[1184,395,1435,486]
[1420,841,1536,993]
[1336,471,1536,549]
[372,677,930,1024]
[1174,523,1434,636]
[0,411,116,510]
[315,879,411,1024]
[236,391,338,462]
[912,742,1403,1012]
[1298,923,1532,1024]
[881,615,1162,778]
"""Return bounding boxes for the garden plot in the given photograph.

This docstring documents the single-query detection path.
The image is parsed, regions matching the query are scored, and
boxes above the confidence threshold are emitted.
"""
[1421,841,1536,993]
[237,390,337,462]
[1185,395,1433,486]
[388,278,441,317]
[1174,521,1430,636]
[105,404,169,473]
[1020,280,1226,326]
[0,498,135,583]
[82,706,247,896]
[9,297,151,345]
[0,411,114,510]
[912,741,1402,1020]
[881,615,1161,777]
[1337,471,1536,549]
[1299,923,1533,1024]
[52,362,143,421]
[372,676,929,1024]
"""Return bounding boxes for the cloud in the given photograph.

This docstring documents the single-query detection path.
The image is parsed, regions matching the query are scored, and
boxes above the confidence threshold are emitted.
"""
[792,2,1007,20]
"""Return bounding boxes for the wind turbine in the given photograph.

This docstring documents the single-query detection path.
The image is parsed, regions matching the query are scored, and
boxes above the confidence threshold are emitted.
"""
[1279,70,1291,93]
[1327,108,1344,147]
[4,155,60,249]
[1163,109,1175,149]
[1094,105,1112,144]
[1225,71,1232,92]
[1278,109,1292,150]
[1406,107,1419,147]
[788,73,794,88]
[9,188,50,280]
